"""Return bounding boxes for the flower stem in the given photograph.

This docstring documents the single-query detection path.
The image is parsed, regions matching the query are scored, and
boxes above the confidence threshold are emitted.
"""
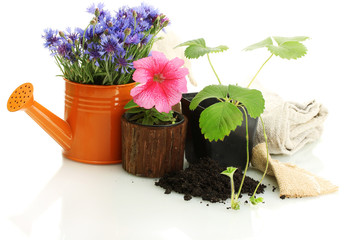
[251,116,269,198]
[235,106,250,200]
[82,24,91,52]
[247,53,273,88]
[207,53,222,85]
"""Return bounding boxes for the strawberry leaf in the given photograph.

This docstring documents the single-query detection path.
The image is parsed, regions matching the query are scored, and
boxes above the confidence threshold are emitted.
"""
[243,36,309,60]
[189,85,228,110]
[272,36,309,45]
[267,41,307,60]
[176,38,228,59]
[199,102,243,141]
[228,85,265,118]
[243,37,273,51]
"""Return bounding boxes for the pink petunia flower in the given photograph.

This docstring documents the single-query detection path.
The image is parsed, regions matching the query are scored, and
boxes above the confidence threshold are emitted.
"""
[130,51,189,113]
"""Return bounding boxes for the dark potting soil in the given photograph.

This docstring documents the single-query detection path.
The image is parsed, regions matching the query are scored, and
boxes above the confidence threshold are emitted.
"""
[155,158,266,203]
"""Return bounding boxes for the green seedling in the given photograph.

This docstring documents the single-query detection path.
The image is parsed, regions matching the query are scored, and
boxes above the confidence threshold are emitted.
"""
[177,36,309,209]
[221,167,240,210]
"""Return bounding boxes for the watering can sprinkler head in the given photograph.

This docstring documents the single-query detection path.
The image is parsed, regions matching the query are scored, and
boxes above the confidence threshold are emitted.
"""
[7,83,34,112]
[7,82,72,151]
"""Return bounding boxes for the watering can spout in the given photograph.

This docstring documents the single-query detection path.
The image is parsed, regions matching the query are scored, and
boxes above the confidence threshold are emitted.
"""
[7,83,72,151]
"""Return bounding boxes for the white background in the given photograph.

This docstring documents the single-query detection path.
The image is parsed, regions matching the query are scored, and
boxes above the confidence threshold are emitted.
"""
[1,0,358,239]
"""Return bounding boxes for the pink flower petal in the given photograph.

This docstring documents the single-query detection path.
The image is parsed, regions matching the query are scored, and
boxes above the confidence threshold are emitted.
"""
[131,82,156,109]
[151,51,169,73]
[133,56,154,70]
[162,57,185,73]
[132,69,153,84]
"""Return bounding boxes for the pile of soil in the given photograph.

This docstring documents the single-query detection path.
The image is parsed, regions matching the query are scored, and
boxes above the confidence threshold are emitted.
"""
[155,158,266,203]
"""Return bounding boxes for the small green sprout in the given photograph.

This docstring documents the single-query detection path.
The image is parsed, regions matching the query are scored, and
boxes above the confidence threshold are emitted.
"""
[221,167,240,210]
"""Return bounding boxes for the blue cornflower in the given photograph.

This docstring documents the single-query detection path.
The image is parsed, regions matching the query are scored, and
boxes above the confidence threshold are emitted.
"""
[135,3,159,20]
[100,35,123,57]
[136,20,150,32]
[56,40,75,61]
[86,43,102,62]
[64,27,79,43]
[116,55,133,73]
[86,3,105,15]
[125,33,142,45]
[43,28,60,48]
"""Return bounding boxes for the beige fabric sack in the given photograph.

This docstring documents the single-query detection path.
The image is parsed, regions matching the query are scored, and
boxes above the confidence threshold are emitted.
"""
[254,87,328,155]
[251,143,338,198]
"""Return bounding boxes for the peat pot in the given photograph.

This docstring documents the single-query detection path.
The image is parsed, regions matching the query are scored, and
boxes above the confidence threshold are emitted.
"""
[7,80,135,164]
[181,93,259,169]
[121,112,187,178]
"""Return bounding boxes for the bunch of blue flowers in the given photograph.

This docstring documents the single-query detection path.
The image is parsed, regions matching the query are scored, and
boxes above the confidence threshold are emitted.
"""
[43,3,169,85]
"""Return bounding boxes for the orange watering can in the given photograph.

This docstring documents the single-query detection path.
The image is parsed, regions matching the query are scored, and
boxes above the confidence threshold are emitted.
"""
[7,80,135,164]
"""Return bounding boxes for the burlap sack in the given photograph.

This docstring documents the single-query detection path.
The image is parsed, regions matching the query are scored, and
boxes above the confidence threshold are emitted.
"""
[253,84,328,155]
[251,143,338,198]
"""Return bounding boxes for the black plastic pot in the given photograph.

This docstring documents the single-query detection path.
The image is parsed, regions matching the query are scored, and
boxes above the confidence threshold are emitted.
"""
[181,93,258,169]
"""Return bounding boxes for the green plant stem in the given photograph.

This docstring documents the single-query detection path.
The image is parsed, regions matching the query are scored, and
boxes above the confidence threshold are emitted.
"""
[235,106,250,201]
[247,53,273,88]
[82,24,91,52]
[251,116,269,198]
[230,176,235,208]
[207,53,222,85]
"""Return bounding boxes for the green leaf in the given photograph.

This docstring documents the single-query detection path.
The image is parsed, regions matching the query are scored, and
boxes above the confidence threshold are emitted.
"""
[176,38,228,59]
[175,38,206,48]
[228,85,265,118]
[272,36,309,45]
[233,201,240,210]
[250,196,263,205]
[125,107,145,114]
[199,102,243,141]
[124,99,138,109]
[142,114,155,125]
[221,167,238,177]
[243,37,273,51]
[189,85,229,110]
[243,36,309,60]
[153,110,176,122]
[267,41,307,60]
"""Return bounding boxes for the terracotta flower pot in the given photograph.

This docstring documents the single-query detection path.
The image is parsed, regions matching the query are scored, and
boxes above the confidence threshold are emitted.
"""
[121,112,187,178]
[181,93,258,169]
[7,79,136,164]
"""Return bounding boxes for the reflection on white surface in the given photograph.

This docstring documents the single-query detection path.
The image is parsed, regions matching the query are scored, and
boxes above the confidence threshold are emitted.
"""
[160,227,191,240]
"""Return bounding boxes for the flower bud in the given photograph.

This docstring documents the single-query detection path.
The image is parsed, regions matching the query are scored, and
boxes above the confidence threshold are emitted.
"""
[132,10,137,18]
[124,28,131,37]
[95,8,100,17]
[162,20,169,28]
[104,29,109,35]
[68,38,73,44]
[90,17,98,25]
[107,21,113,27]
[59,31,65,38]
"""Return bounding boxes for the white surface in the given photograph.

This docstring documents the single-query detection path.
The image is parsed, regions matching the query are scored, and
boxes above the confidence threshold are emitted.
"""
[1,0,358,239]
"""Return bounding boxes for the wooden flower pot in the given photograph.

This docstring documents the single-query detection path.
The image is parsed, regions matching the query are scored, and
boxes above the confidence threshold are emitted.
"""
[121,112,187,178]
